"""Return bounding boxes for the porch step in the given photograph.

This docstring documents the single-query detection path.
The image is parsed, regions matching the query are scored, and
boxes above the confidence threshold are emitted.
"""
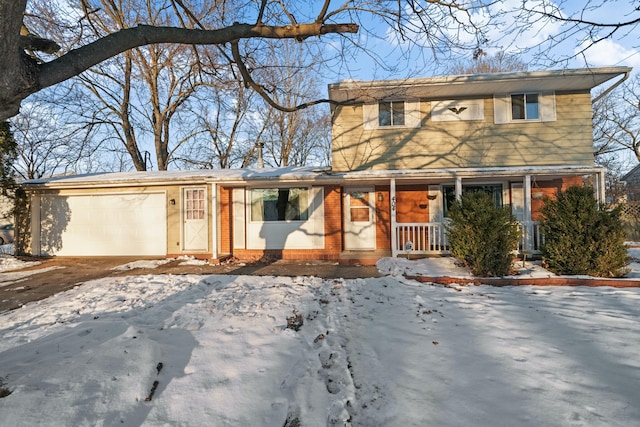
[339,250,391,266]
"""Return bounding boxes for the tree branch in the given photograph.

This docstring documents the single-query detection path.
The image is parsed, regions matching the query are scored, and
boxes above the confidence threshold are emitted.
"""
[38,21,358,91]
[230,41,336,113]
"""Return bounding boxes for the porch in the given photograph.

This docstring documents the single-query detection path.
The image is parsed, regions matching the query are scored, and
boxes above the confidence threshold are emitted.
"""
[378,167,605,258]
[392,220,543,257]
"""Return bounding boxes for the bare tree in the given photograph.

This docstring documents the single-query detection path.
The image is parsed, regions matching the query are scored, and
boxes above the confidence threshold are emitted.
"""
[2,0,517,121]
[173,79,258,170]
[448,51,528,75]
[247,40,331,168]
[512,1,640,65]
[593,74,640,164]
[1,0,360,120]
[71,1,217,171]
[10,88,98,179]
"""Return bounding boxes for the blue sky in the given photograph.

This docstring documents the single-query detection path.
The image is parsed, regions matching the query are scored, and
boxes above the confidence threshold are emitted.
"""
[309,0,640,83]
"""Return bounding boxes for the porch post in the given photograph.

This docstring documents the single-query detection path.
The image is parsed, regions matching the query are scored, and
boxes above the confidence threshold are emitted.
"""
[391,178,397,257]
[523,175,532,252]
[455,177,462,200]
[211,183,218,260]
[598,170,606,203]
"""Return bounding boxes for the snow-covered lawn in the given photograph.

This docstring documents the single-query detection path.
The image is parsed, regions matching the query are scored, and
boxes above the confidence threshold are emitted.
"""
[0,257,639,426]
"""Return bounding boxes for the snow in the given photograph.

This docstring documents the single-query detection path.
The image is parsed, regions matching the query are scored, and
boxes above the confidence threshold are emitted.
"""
[0,253,40,272]
[0,257,640,426]
[110,259,173,271]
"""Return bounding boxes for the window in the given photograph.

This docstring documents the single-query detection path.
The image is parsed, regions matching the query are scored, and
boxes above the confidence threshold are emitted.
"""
[511,94,539,120]
[442,184,503,217]
[494,92,554,124]
[378,101,405,126]
[251,188,308,222]
[185,188,205,220]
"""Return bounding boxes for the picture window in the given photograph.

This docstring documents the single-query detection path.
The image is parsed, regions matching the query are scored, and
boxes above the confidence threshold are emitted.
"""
[250,188,308,222]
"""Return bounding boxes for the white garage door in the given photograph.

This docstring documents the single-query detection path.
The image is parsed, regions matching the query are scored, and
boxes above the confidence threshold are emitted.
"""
[38,193,167,256]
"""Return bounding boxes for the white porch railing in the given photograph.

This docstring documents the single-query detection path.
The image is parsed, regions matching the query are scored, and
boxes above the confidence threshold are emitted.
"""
[392,221,542,257]
[393,222,449,257]
[518,221,543,254]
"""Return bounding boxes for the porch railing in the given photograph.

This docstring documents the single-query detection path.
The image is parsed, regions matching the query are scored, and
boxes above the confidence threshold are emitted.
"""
[518,221,543,254]
[392,221,542,257]
[393,222,449,257]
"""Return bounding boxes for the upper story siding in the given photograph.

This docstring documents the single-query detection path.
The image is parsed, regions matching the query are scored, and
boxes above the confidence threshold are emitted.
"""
[330,90,595,172]
[328,68,632,172]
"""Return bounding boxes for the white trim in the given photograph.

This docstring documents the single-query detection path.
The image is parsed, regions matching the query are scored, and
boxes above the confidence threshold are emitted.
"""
[31,196,41,255]
[391,179,397,256]
[211,183,218,259]
[431,99,484,121]
[495,91,556,124]
[362,99,421,130]
[233,188,245,249]
[428,185,442,222]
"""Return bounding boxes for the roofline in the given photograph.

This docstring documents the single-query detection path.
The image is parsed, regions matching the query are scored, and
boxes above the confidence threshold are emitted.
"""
[22,165,603,190]
[622,163,640,182]
[328,66,633,91]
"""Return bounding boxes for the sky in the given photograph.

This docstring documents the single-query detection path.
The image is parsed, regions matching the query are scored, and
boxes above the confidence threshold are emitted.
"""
[313,0,640,83]
[0,251,639,426]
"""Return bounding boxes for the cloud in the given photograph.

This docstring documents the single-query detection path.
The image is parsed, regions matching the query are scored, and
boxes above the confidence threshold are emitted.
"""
[578,39,640,69]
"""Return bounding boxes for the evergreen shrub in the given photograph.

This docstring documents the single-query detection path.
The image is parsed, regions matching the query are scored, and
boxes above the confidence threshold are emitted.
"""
[446,191,521,277]
[539,186,628,277]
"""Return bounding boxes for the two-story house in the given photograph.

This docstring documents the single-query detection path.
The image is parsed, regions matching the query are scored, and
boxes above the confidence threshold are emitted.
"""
[18,67,630,263]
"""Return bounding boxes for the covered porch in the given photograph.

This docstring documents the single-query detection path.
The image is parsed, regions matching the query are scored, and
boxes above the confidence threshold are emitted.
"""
[344,166,606,258]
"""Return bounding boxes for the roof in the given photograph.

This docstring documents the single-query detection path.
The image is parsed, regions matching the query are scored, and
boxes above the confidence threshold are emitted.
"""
[622,164,640,182]
[328,67,632,103]
[23,165,604,189]
[23,166,334,188]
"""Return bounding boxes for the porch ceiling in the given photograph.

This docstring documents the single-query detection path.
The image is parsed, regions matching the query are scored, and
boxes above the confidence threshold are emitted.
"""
[337,165,604,185]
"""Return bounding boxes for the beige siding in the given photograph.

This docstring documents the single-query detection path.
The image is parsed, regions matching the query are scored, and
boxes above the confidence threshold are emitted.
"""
[331,92,594,171]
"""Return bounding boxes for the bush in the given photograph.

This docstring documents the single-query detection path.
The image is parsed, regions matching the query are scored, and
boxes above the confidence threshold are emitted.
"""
[539,186,628,277]
[446,191,521,277]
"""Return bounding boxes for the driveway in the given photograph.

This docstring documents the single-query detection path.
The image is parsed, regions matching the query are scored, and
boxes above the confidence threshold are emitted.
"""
[0,257,380,313]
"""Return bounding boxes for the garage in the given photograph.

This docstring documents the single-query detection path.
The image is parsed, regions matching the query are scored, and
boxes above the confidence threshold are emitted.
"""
[34,193,167,256]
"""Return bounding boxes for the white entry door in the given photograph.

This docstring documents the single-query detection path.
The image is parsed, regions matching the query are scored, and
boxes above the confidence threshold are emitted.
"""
[183,187,208,252]
[344,187,376,250]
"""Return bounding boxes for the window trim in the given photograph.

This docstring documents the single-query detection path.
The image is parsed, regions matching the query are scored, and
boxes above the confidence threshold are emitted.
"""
[493,91,556,124]
[362,99,421,130]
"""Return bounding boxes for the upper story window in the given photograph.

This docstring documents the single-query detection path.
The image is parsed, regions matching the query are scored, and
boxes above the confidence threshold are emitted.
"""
[379,101,405,126]
[494,92,555,124]
[511,94,539,120]
[362,99,421,130]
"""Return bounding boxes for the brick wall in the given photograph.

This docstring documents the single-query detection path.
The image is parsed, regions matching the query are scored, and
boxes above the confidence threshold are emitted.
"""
[219,186,232,255]
[531,177,584,220]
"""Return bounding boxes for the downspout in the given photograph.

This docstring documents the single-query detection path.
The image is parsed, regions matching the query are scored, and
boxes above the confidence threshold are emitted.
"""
[593,70,631,103]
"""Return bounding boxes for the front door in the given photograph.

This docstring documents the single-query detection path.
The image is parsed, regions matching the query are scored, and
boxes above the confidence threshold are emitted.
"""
[182,187,208,252]
[344,187,376,250]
